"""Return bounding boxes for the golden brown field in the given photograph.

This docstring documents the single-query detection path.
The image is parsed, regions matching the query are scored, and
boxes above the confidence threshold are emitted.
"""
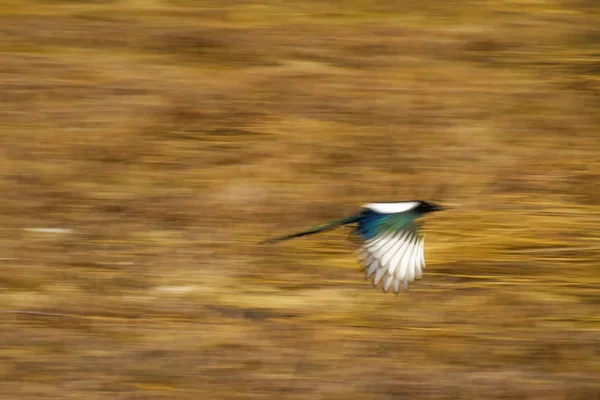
[1,0,599,399]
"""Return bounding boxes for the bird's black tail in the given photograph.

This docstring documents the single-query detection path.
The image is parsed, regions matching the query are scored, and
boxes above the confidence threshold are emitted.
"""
[260,214,362,244]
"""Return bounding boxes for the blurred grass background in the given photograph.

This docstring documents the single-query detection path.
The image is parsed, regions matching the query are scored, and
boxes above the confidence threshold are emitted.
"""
[0,0,599,399]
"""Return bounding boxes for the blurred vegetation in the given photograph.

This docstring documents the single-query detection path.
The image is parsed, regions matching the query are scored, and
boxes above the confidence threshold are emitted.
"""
[0,0,599,399]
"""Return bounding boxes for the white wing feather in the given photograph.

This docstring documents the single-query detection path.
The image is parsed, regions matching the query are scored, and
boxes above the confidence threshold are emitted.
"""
[415,238,424,279]
[381,231,409,270]
[358,225,427,293]
[398,234,418,282]
[419,235,426,271]
[407,238,420,282]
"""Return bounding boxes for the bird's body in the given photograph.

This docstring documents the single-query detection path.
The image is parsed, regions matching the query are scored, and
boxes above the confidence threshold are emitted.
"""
[262,200,443,293]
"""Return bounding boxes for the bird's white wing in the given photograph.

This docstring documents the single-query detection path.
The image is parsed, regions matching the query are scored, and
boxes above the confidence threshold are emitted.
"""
[358,224,426,293]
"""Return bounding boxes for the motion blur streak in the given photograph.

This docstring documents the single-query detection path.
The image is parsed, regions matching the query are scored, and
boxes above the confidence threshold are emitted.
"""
[0,1,598,399]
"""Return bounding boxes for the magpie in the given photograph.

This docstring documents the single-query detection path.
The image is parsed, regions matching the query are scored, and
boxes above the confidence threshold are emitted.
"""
[261,201,444,293]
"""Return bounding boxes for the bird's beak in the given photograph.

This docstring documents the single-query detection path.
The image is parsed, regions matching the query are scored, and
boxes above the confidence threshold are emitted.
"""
[432,203,447,212]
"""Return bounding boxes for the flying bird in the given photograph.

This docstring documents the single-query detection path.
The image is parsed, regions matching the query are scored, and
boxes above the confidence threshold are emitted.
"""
[261,200,444,293]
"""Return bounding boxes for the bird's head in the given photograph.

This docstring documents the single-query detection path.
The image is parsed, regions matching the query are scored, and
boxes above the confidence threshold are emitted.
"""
[415,200,445,214]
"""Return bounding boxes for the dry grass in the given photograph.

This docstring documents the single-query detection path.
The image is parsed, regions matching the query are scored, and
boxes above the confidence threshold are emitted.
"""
[1,0,599,399]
